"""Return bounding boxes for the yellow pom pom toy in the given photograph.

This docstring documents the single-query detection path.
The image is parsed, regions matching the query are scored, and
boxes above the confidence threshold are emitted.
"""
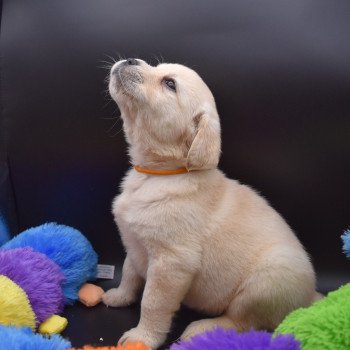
[0,275,36,330]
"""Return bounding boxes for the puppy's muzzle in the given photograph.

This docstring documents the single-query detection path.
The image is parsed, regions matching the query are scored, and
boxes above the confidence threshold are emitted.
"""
[111,58,141,74]
[110,58,143,94]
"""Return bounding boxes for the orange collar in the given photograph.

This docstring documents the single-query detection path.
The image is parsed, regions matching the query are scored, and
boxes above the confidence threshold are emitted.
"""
[134,165,189,176]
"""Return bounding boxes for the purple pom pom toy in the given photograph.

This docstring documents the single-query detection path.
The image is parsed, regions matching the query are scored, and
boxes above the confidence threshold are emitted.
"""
[0,248,65,325]
[170,328,301,350]
[0,222,99,336]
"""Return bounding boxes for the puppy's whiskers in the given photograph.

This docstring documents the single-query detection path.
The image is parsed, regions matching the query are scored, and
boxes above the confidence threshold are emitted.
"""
[107,118,120,133]
[102,98,114,109]
[153,54,165,65]
[98,54,117,71]
[98,61,114,70]
[108,117,124,137]
[109,126,124,137]
[101,110,123,137]
[102,116,119,120]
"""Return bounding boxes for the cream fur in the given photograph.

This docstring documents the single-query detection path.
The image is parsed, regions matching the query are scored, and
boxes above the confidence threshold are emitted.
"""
[102,59,318,349]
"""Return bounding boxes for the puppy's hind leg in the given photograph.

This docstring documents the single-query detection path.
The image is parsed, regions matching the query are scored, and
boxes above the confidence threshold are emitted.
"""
[224,249,316,332]
[182,249,316,340]
[103,254,144,307]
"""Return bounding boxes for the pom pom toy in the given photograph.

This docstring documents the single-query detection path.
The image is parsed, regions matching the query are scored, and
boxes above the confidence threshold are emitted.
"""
[0,325,71,350]
[275,283,350,350]
[0,213,10,245]
[0,275,36,329]
[0,223,98,334]
[0,248,65,326]
[70,342,150,350]
[170,328,301,350]
[341,228,350,259]
[3,222,98,304]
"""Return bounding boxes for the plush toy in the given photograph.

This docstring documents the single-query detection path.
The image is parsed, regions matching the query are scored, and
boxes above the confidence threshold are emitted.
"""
[0,275,36,329]
[0,325,71,350]
[2,222,98,304]
[275,283,350,349]
[0,223,98,334]
[0,248,65,332]
[341,228,350,258]
[70,342,150,350]
[0,326,150,350]
[0,213,10,245]
[274,229,350,349]
[170,328,301,350]
[78,283,105,307]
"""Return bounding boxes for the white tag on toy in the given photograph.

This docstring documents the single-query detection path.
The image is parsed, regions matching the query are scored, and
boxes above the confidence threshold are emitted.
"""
[97,264,115,279]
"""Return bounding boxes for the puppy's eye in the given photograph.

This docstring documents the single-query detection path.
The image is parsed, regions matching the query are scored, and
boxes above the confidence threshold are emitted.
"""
[163,78,176,92]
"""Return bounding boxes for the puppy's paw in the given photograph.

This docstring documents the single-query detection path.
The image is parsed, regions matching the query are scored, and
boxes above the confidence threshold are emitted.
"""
[102,288,135,307]
[181,319,216,340]
[119,327,165,350]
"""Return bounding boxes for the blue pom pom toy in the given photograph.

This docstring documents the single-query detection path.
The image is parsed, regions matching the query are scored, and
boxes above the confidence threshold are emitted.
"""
[3,223,98,304]
[341,229,350,259]
[0,213,10,245]
[0,325,71,350]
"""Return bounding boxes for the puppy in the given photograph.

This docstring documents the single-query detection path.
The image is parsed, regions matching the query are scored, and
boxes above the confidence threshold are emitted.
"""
[102,58,318,349]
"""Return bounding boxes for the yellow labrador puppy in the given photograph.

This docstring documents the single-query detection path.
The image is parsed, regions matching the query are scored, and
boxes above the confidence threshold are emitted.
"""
[102,58,318,349]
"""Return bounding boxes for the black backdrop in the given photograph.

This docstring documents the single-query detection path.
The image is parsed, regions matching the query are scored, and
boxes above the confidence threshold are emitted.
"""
[1,0,350,347]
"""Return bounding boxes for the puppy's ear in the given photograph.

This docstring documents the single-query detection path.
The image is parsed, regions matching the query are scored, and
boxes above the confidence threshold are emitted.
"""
[186,111,221,171]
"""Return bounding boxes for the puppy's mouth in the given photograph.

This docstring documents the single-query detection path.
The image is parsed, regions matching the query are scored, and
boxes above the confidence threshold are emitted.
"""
[110,64,143,97]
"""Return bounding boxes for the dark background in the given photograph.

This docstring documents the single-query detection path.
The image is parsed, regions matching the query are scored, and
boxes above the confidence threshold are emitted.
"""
[1,1,349,348]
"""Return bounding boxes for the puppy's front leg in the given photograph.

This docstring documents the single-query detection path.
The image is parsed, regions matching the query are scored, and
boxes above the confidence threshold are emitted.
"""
[119,257,194,349]
[103,254,144,307]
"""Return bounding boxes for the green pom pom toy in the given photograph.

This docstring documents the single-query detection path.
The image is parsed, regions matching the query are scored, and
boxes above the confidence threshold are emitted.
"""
[275,283,350,349]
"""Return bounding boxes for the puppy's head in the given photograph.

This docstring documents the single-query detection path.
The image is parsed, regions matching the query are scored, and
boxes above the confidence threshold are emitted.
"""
[108,58,221,171]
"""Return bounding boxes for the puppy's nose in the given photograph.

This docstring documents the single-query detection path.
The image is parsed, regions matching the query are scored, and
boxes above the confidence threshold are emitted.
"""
[126,58,139,66]
[112,58,141,74]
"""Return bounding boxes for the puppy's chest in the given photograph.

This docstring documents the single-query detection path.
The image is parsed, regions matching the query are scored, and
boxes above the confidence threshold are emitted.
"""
[113,177,178,246]
[114,187,165,233]
[114,174,193,233]
[113,178,178,277]
[112,193,145,276]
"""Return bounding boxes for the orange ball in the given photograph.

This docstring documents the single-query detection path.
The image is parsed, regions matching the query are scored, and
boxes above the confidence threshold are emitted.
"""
[70,341,150,350]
